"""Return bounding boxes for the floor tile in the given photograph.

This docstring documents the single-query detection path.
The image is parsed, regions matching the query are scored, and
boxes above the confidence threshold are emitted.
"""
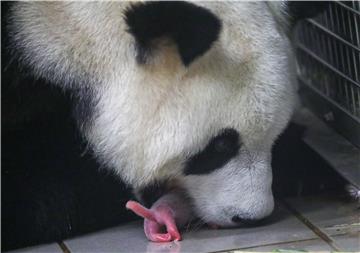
[331,232,360,252]
[64,221,145,253]
[6,243,62,253]
[285,194,360,251]
[64,203,319,253]
[234,238,332,252]
[285,195,359,237]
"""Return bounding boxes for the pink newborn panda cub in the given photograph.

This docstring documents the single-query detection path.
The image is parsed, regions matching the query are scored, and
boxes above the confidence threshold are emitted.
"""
[126,191,191,242]
[126,187,192,242]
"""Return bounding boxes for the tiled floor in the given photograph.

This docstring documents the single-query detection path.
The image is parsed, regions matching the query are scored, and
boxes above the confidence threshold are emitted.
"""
[9,194,359,253]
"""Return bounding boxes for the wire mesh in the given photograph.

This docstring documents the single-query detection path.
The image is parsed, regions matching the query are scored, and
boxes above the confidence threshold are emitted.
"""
[294,1,360,145]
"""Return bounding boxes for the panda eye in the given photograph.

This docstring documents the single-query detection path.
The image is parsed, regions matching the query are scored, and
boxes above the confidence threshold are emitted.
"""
[213,128,240,154]
[184,128,241,175]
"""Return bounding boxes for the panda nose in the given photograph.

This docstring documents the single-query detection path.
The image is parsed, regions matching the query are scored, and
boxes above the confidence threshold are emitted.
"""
[231,216,264,226]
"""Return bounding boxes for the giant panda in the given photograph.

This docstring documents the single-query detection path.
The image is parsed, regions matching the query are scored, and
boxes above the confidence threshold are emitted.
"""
[2,1,329,250]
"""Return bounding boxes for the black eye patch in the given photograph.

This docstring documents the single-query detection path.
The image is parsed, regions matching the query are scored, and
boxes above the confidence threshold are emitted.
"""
[184,128,241,175]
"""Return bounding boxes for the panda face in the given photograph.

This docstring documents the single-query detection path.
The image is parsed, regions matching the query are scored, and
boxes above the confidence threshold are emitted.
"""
[88,50,293,223]
[9,1,296,227]
[183,129,275,226]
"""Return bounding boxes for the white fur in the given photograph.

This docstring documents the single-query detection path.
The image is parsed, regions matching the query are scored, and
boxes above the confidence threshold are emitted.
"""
[9,1,296,225]
[184,150,275,225]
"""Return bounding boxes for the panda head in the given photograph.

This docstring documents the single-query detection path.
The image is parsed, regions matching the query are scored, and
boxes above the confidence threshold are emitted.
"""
[182,128,275,227]
[8,1,326,227]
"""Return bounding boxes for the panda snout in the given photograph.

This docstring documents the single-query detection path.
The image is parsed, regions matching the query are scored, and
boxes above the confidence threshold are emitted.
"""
[229,204,274,227]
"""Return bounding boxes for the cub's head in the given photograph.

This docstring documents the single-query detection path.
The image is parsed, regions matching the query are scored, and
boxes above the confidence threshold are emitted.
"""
[8,1,325,227]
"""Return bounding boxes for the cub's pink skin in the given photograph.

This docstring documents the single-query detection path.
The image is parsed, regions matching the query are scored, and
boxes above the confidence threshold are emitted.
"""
[126,192,192,242]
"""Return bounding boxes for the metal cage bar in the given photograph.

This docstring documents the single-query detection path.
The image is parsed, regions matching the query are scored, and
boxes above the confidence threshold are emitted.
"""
[294,1,360,147]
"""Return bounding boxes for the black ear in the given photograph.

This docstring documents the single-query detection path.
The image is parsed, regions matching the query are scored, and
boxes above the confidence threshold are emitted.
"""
[287,1,329,20]
[124,1,221,66]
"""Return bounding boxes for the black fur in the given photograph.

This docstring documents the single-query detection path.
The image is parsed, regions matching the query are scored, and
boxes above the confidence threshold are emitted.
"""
[72,88,97,133]
[124,1,221,66]
[272,123,347,198]
[184,128,241,175]
[287,1,329,20]
[2,4,138,250]
[1,77,139,251]
[138,181,168,208]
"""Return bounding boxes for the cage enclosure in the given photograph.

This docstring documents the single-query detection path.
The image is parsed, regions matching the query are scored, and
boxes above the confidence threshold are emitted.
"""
[294,1,360,187]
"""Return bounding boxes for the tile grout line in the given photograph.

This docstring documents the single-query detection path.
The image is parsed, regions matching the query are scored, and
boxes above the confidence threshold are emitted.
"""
[57,241,71,253]
[210,237,328,253]
[237,237,327,250]
[280,199,342,252]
